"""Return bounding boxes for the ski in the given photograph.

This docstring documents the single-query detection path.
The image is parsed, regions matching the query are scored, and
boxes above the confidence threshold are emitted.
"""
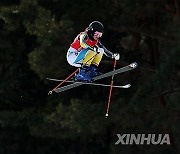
[46,78,131,89]
[54,62,137,93]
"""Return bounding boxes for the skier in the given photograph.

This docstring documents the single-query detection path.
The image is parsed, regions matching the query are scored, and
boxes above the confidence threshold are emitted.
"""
[66,21,120,82]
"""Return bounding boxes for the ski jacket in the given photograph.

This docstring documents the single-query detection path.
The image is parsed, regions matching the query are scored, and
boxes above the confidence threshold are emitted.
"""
[70,32,113,58]
[71,32,97,51]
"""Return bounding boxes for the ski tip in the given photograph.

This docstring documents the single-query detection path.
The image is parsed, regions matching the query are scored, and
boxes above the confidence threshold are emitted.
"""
[129,62,138,68]
[125,84,131,88]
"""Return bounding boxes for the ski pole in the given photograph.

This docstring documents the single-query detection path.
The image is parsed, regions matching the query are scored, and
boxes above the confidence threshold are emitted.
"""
[105,59,117,118]
[48,68,79,95]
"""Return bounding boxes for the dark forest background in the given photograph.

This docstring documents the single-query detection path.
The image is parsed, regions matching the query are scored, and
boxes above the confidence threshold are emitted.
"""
[0,0,180,153]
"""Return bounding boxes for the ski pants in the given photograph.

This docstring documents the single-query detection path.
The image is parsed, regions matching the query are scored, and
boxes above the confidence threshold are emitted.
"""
[66,47,103,67]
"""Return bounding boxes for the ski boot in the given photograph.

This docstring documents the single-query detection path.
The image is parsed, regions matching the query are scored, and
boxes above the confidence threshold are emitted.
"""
[74,66,92,82]
[88,64,102,78]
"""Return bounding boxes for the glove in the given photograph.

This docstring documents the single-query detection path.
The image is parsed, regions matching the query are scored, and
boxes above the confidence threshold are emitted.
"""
[97,48,104,54]
[93,47,104,54]
[93,46,98,53]
[112,53,120,60]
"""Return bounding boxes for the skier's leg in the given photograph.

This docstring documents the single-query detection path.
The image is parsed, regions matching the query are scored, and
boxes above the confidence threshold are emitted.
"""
[91,51,103,66]
[79,49,104,79]
[82,50,97,66]
[66,47,82,67]
[89,51,103,77]
[74,49,95,81]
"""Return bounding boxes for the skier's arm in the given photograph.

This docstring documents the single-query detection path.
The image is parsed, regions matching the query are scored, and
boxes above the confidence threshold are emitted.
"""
[97,41,120,60]
[97,41,113,58]
[79,33,94,50]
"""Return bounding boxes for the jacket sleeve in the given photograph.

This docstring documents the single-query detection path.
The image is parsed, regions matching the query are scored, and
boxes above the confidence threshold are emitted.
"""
[79,33,94,50]
[97,41,113,58]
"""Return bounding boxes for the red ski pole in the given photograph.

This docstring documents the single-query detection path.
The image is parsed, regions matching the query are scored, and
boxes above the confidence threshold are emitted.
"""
[48,68,79,95]
[105,59,117,118]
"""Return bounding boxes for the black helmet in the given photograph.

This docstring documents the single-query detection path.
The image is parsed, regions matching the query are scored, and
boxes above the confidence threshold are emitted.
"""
[87,21,104,40]
[88,21,104,33]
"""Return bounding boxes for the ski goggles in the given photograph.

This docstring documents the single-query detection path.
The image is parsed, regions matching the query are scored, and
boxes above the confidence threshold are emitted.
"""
[94,31,103,38]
